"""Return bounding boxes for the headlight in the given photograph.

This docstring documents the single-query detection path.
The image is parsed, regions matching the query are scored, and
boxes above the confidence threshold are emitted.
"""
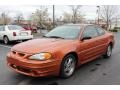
[29,52,52,60]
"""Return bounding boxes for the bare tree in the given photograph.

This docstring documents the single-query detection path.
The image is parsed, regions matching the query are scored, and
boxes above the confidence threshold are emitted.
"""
[15,13,24,25]
[31,6,49,28]
[100,5,118,30]
[62,12,72,23]
[62,6,85,24]
[0,12,11,25]
[69,5,82,23]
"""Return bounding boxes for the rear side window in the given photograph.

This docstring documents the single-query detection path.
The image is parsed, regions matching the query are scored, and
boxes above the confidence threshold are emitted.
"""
[96,26,105,36]
[0,26,5,31]
[8,25,25,30]
[83,26,98,38]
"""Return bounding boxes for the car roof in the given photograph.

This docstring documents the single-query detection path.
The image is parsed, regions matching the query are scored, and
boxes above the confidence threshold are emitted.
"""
[0,25,19,26]
[65,23,96,27]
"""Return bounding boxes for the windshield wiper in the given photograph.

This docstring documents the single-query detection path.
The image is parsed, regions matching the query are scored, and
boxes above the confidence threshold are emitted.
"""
[45,36,64,39]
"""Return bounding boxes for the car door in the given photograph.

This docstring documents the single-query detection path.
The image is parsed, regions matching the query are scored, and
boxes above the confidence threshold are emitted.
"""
[78,25,100,64]
[95,26,108,55]
[0,26,5,40]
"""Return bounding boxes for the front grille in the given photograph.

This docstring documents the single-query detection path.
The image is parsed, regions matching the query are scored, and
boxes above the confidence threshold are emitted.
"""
[17,66,31,73]
[12,51,26,57]
[11,64,31,73]
[18,53,25,57]
[12,51,16,54]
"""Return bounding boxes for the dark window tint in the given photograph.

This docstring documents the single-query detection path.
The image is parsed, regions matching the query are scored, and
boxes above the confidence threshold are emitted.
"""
[83,26,98,38]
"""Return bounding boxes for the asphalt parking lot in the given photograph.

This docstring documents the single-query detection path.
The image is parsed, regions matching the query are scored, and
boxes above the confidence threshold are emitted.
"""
[0,32,120,85]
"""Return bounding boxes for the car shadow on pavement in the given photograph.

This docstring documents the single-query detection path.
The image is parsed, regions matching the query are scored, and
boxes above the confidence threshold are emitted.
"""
[17,57,106,85]
[0,40,22,46]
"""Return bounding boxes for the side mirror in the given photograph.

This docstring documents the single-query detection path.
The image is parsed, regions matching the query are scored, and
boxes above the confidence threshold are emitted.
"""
[81,36,92,41]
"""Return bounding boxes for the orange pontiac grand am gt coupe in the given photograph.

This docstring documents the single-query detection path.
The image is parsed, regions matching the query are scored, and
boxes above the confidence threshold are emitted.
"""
[7,24,115,78]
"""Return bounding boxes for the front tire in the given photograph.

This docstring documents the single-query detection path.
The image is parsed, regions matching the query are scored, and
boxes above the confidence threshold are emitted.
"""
[60,54,76,78]
[103,44,112,58]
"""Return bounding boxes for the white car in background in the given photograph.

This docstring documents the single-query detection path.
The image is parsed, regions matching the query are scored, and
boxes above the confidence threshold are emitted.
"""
[0,25,33,44]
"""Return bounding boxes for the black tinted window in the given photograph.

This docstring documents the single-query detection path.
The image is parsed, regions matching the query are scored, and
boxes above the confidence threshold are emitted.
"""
[83,26,98,38]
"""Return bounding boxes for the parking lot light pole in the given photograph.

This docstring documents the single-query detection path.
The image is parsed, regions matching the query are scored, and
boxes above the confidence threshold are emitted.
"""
[97,6,100,25]
[115,17,118,27]
[1,12,5,25]
[53,5,55,28]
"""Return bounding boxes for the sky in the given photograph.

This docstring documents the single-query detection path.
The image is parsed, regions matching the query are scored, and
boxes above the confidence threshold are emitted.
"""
[0,5,98,20]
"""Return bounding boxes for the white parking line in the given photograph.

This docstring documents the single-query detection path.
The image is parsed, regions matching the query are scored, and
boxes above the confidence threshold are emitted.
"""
[0,44,11,49]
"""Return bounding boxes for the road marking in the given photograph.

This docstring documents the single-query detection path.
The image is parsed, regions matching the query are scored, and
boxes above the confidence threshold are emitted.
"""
[0,44,11,49]
[18,79,31,85]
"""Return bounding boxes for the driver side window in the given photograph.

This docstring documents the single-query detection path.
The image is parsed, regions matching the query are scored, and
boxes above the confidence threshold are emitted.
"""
[82,26,98,38]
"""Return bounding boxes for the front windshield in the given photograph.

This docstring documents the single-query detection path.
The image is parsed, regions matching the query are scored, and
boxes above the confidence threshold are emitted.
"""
[8,25,25,30]
[45,25,81,39]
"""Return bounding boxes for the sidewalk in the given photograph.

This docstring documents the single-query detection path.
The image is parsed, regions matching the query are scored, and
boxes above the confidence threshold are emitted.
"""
[33,29,49,39]
[33,33,43,38]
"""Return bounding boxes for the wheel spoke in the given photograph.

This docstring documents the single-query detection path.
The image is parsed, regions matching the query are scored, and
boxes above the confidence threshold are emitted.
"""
[67,58,73,66]
[107,46,112,56]
[64,57,75,76]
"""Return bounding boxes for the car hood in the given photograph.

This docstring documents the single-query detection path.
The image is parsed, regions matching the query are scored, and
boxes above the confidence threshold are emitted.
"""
[12,38,76,54]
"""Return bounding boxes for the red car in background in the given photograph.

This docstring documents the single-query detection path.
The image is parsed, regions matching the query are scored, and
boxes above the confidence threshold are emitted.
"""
[23,25,37,33]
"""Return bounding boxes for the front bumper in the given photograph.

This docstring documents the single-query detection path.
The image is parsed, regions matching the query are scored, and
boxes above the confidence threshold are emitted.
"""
[7,53,61,77]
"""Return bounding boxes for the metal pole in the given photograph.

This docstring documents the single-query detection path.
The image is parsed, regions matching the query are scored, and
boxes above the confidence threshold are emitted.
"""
[115,17,118,27]
[2,12,5,25]
[53,5,55,28]
[97,6,100,25]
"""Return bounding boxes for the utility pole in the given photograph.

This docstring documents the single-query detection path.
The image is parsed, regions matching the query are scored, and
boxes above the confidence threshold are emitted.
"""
[115,17,118,27]
[1,12,5,25]
[97,6,100,25]
[53,5,55,28]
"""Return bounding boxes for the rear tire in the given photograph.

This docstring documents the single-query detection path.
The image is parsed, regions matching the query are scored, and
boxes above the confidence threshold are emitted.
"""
[103,44,112,58]
[3,36,9,44]
[60,54,76,78]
